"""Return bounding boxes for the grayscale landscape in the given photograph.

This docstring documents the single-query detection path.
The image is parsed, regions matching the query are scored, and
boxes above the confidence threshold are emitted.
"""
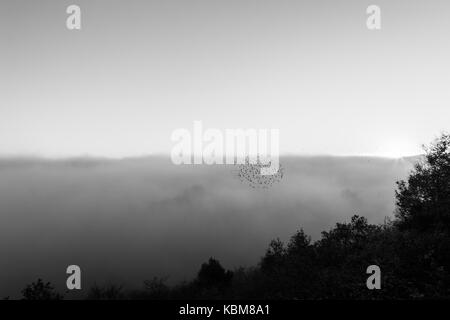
[0,155,417,298]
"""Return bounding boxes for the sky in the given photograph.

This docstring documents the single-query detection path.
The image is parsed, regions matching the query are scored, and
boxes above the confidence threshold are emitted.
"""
[1,0,449,158]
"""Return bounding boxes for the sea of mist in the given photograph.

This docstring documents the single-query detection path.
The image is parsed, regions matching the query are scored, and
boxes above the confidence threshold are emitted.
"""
[0,155,417,298]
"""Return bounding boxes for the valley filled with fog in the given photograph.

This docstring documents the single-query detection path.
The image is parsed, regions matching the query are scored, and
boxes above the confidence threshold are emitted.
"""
[0,156,417,298]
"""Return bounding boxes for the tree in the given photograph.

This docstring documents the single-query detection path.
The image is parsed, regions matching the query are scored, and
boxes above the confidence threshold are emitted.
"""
[395,133,450,233]
[21,279,63,300]
[394,133,450,297]
[197,258,233,289]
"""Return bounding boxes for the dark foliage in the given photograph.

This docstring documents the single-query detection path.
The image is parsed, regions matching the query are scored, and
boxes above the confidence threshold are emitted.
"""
[21,279,62,300]
[197,257,233,289]
[395,133,450,233]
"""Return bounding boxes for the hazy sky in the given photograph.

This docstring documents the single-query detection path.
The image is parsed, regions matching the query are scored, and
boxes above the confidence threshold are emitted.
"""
[1,0,449,157]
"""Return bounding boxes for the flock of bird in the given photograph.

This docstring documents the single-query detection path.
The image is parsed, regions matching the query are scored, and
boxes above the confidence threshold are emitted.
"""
[234,157,284,189]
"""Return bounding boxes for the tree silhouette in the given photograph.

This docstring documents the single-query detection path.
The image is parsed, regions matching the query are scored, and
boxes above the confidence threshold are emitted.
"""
[197,257,233,289]
[21,279,62,300]
[396,133,450,232]
[393,133,450,296]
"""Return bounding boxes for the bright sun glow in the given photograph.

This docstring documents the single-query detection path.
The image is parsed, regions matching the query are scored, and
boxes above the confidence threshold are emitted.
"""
[376,139,420,158]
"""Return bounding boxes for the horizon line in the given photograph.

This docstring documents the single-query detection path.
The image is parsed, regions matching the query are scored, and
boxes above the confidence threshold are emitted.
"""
[0,152,424,161]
